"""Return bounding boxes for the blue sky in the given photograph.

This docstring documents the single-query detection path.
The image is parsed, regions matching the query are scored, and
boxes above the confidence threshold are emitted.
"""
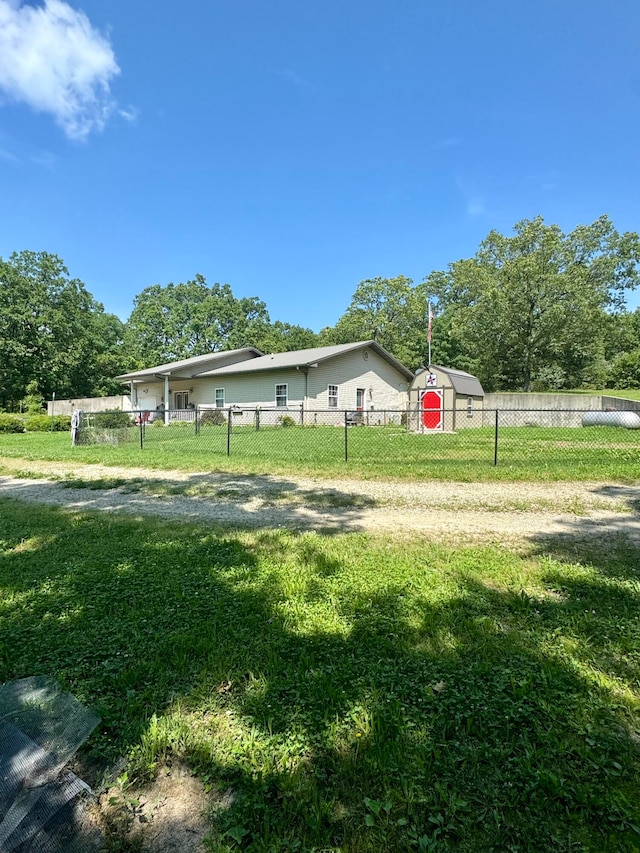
[1,0,639,332]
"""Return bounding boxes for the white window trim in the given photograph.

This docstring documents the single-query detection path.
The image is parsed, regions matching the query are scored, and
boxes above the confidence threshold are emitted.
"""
[328,384,338,408]
[275,383,288,407]
[215,388,225,408]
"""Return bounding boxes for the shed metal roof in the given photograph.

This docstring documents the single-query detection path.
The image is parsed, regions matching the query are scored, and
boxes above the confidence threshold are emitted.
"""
[117,347,263,382]
[421,365,485,397]
[198,340,415,380]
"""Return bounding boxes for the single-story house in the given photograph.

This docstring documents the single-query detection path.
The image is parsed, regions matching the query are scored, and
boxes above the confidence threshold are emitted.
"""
[407,365,485,432]
[117,341,415,425]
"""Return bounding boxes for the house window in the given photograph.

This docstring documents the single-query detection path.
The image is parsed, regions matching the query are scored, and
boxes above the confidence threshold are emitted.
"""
[174,391,189,409]
[275,384,288,407]
[328,384,338,408]
[215,388,225,408]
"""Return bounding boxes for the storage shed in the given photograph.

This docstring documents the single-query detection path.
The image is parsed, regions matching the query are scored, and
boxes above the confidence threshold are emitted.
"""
[407,365,485,432]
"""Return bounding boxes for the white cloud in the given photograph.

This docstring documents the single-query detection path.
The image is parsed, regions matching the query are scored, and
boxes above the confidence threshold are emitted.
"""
[0,0,121,139]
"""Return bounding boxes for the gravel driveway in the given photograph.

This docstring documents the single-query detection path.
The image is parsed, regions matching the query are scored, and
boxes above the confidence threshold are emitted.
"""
[1,457,639,543]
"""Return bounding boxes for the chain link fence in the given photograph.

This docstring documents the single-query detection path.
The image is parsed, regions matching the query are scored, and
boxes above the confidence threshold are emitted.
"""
[69,405,640,477]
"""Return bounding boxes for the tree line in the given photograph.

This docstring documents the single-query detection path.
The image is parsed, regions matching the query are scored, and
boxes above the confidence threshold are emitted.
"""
[2,214,640,411]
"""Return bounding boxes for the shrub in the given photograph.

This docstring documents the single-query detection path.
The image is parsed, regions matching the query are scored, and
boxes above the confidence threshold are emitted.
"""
[0,414,25,433]
[609,349,640,389]
[25,414,71,432]
[200,409,226,426]
[278,415,296,428]
[21,380,45,415]
[93,409,133,429]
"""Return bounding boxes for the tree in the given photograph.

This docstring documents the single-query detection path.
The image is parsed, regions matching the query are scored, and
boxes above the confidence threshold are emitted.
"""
[424,216,640,391]
[608,348,640,388]
[0,251,128,409]
[21,380,45,414]
[254,321,319,354]
[124,276,272,365]
[90,312,131,395]
[319,276,429,370]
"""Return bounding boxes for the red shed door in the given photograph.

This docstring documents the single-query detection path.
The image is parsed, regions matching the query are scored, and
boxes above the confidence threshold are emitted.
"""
[420,389,443,431]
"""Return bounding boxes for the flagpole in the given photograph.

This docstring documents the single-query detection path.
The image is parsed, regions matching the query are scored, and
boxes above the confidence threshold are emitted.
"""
[427,302,433,367]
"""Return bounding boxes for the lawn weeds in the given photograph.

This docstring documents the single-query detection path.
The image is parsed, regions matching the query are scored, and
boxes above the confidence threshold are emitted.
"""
[1,426,640,483]
[1,501,639,850]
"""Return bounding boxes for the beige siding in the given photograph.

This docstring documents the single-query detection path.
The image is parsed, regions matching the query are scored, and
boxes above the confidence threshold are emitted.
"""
[308,349,409,412]
[197,348,409,420]
[198,371,307,409]
[120,348,411,420]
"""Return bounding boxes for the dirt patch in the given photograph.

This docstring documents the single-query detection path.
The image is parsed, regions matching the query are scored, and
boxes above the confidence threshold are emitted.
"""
[97,762,228,852]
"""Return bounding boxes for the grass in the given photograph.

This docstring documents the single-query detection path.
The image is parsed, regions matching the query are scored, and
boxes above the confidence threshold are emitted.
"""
[570,389,640,401]
[1,500,639,851]
[1,422,640,482]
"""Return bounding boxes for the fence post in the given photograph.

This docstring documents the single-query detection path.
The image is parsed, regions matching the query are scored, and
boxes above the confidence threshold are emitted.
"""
[344,410,348,462]
[195,406,199,436]
[494,408,499,466]
[140,416,144,450]
[227,406,232,456]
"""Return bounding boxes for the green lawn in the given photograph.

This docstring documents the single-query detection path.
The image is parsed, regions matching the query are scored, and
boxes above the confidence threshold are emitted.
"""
[572,390,640,402]
[1,422,639,482]
[1,501,639,851]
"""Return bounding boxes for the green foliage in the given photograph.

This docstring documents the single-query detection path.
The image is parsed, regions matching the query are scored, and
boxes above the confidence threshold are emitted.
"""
[254,320,319,354]
[424,216,640,392]
[124,275,272,366]
[0,250,131,409]
[93,409,133,429]
[608,349,640,389]
[320,275,428,370]
[0,414,25,433]
[200,408,226,426]
[1,504,639,851]
[278,414,296,427]
[24,414,71,432]
[21,380,45,415]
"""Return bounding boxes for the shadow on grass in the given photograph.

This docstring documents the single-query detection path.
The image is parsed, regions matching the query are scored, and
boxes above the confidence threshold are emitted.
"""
[1,500,639,851]
[594,483,640,515]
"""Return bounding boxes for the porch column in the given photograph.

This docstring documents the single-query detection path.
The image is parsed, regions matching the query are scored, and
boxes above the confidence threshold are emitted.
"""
[164,375,170,424]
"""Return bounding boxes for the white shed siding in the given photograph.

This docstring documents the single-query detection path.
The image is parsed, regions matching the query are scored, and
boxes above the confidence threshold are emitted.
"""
[408,366,485,431]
